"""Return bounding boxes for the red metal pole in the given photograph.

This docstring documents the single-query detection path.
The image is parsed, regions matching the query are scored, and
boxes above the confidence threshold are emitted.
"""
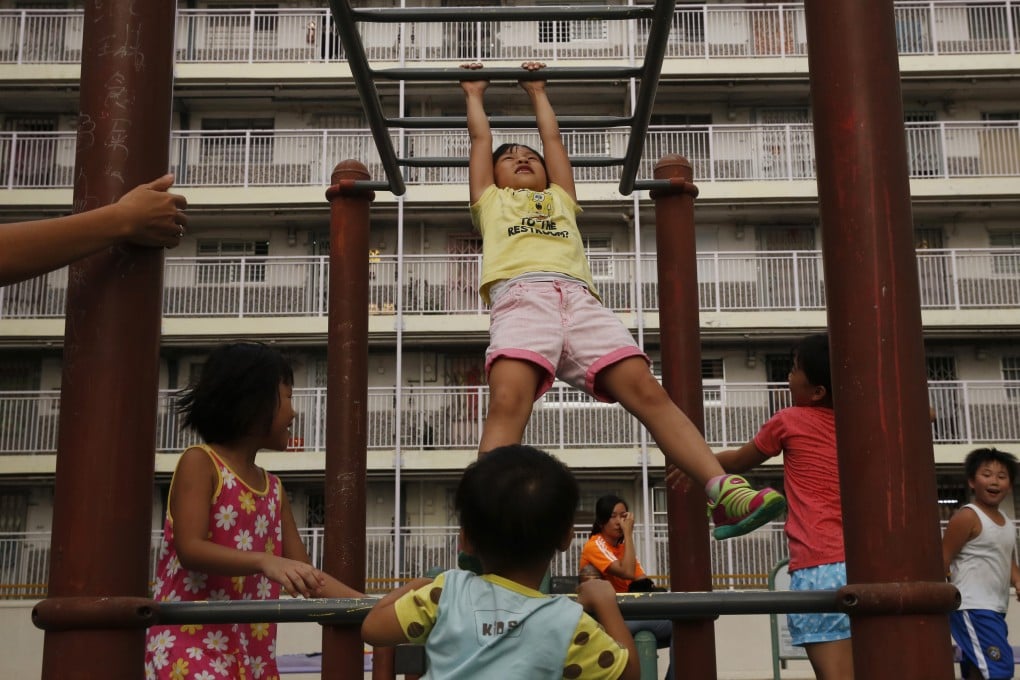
[803,1,955,677]
[371,647,394,679]
[41,1,176,677]
[322,161,373,679]
[651,156,717,680]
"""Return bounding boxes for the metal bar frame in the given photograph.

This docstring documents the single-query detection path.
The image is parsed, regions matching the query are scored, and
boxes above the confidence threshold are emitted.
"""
[386,115,633,129]
[329,0,676,196]
[327,0,406,195]
[351,6,657,22]
[31,580,960,630]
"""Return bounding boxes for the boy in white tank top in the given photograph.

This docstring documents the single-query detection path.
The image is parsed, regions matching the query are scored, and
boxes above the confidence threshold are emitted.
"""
[943,447,1020,680]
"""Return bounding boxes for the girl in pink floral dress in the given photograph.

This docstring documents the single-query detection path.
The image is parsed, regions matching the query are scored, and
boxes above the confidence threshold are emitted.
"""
[145,342,360,680]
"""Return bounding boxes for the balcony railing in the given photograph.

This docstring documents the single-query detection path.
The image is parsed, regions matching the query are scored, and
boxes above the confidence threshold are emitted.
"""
[2,520,1017,598]
[0,380,1016,456]
[0,522,792,598]
[2,249,1018,320]
[2,121,1019,190]
[1,2,1018,65]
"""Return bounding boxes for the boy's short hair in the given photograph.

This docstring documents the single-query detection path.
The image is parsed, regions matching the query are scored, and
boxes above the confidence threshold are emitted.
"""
[177,341,294,444]
[457,445,578,572]
[492,143,550,187]
[794,333,832,395]
[964,447,1018,484]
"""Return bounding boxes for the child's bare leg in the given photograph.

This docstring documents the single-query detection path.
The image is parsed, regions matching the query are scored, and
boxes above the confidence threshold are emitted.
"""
[478,358,543,455]
[805,639,854,680]
[596,356,724,486]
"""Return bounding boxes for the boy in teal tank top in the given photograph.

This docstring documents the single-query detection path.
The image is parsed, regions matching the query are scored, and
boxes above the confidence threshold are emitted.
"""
[362,445,639,679]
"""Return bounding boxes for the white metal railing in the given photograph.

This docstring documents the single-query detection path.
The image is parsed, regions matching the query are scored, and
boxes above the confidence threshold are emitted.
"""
[3,520,1019,597]
[2,248,1017,319]
[0,381,1016,455]
[0,523,797,597]
[2,2,1018,65]
[2,121,1018,190]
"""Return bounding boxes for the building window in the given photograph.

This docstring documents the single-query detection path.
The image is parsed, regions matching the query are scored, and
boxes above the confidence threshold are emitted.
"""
[201,117,274,165]
[701,358,725,403]
[1004,356,1020,401]
[538,19,607,44]
[306,492,325,527]
[197,239,269,283]
[0,493,28,533]
[585,236,614,281]
[650,358,725,403]
[989,231,1020,275]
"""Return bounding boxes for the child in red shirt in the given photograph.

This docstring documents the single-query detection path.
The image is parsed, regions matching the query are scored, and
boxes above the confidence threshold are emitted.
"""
[714,334,851,679]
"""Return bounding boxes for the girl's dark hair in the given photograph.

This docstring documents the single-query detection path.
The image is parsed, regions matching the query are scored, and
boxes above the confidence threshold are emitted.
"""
[793,333,832,395]
[177,342,294,444]
[590,494,627,536]
[964,447,1018,485]
[492,143,549,187]
[456,445,578,572]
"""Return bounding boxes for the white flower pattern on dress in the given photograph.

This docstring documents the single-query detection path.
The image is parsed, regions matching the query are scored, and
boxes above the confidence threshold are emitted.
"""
[235,529,254,551]
[256,576,273,599]
[183,570,208,593]
[215,504,238,531]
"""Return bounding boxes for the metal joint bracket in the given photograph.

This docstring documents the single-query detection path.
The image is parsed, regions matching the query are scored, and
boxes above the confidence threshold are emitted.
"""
[837,581,961,616]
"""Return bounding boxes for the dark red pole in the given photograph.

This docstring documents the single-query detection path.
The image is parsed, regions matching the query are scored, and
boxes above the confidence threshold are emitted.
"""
[41,1,176,677]
[371,647,394,679]
[803,1,955,677]
[322,161,372,679]
[651,156,717,680]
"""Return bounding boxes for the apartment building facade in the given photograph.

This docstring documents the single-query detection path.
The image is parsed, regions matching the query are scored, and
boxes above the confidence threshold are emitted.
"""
[0,0,1018,594]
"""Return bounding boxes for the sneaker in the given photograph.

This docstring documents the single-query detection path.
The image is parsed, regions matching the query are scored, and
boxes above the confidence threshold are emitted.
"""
[709,475,786,540]
[457,550,483,575]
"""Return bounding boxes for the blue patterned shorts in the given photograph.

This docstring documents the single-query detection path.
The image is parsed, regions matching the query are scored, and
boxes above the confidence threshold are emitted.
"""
[787,562,851,646]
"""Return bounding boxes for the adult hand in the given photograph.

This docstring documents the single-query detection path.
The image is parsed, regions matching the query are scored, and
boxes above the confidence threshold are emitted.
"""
[620,509,636,536]
[115,174,188,249]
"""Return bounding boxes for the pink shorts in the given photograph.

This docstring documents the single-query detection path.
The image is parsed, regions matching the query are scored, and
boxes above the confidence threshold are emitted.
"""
[486,279,648,402]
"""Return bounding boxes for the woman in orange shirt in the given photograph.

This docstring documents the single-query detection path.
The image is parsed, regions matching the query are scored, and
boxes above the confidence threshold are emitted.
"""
[579,495,673,680]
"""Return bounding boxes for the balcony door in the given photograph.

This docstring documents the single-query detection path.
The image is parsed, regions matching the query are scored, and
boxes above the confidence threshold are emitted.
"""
[914,226,949,307]
[927,355,961,443]
[757,226,817,309]
[755,108,810,179]
[447,233,481,312]
[16,1,68,62]
[0,356,41,455]
[764,352,794,417]
[444,353,485,447]
[4,116,57,188]
[442,0,494,60]
[904,110,941,177]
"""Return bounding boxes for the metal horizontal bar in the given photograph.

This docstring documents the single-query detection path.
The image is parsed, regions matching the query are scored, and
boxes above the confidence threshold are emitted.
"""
[351,6,656,23]
[633,179,676,192]
[153,590,843,627]
[619,0,677,195]
[350,181,393,192]
[386,116,633,130]
[398,156,624,168]
[373,66,643,82]
[328,0,405,195]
